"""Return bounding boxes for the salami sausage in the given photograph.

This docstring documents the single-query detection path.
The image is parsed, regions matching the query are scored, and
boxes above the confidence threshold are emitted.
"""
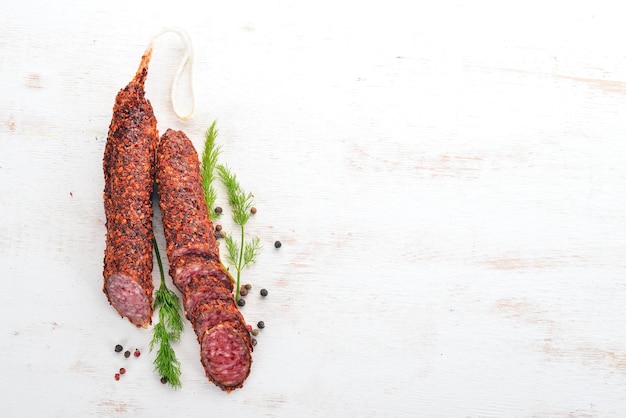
[200,324,252,389]
[170,254,233,292]
[156,129,252,391]
[191,301,253,351]
[102,50,158,328]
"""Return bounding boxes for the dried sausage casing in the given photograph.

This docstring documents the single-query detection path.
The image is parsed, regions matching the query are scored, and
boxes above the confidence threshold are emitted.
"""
[102,51,157,328]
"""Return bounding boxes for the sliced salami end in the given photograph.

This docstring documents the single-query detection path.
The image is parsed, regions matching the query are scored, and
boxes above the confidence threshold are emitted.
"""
[104,274,151,328]
[183,281,233,320]
[192,303,253,352]
[206,319,254,353]
[200,324,252,391]
[171,255,233,293]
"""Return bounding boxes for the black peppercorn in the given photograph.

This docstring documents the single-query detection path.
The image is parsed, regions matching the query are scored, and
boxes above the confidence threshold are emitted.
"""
[161,377,168,384]
[239,287,248,297]
[274,240,282,248]
[257,321,265,329]
[237,298,246,307]
[214,206,223,214]
[260,288,268,297]
[124,350,131,358]
[115,344,123,353]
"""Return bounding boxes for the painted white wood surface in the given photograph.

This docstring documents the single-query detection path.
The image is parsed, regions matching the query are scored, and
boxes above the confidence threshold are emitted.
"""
[2,1,626,416]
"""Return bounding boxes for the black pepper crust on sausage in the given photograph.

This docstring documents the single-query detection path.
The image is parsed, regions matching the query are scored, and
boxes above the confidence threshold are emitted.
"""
[156,129,252,391]
[102,50,157,328]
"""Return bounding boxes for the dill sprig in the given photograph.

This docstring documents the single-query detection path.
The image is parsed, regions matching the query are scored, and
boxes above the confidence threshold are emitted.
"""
[150,238,183,389]
[217,164,262,301]
[201,121,221,220]
[216,165,253,226]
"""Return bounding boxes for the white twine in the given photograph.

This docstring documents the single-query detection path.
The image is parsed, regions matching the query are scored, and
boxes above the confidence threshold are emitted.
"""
[147,27,196,121]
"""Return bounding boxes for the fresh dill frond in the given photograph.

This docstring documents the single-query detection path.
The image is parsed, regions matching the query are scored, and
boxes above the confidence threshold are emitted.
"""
[216,164,254,226]
[150,238,183,389]
[150,325,181,388]
[243,236,262,268]
[201,120,221,219]
[224,234,240,267]
[216,164,261,301]
[153,281,184,339]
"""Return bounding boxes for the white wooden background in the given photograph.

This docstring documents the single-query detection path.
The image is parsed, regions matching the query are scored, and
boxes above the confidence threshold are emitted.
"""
[2,1,626,416]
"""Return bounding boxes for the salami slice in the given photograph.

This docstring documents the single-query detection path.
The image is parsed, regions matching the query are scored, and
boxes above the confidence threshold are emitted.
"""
[183,276,234,318]
[102,50,157,328]
[170,254,233,292]
[191,300,253,349]
[200,324,252,391]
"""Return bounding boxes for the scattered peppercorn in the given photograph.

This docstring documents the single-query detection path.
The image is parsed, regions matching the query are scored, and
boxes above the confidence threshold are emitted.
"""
[134,349,141,358]
[260,288,268,297]
[246,324,253,332]
[274,240,282,248]
[239,287,248,297]
[257,321,265,329]
[250,207,257,214]
[244,283,252,290]
[160,377,168,384]
[237,298,246,307]
[119,367,126,375]
[214,206,223,214]
[114,344,123,353]
[114,373,120,381]
[251,339,257,347]
[251,329,259,336]
[124,350,131,358]
[215,224,222,232]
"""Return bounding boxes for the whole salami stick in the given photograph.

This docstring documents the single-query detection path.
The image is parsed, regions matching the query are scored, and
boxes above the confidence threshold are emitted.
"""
[156,129,252,391]
[102,49,158,328]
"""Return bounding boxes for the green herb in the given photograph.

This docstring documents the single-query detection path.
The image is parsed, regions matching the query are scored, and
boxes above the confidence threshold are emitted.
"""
[150,238,183,389]
[217,164,262,302]
[199,121,262,301]
[201,120,221,220]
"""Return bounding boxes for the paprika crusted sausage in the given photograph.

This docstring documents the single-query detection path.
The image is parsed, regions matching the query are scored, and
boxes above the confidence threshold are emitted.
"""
[156,128,252,391]
[102,50,158,328]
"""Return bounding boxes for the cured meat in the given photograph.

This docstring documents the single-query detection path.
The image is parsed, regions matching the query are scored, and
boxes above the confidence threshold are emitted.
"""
[191,301,253,351]
[183,276,234,317]
[102,50,158,328]
[156,129,219,271]
[170,254,233,292]
[156,128,252,391]
[200,324,252,389]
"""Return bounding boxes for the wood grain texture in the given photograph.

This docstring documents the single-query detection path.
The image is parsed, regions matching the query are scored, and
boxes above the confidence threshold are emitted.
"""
[1,1,626,416]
